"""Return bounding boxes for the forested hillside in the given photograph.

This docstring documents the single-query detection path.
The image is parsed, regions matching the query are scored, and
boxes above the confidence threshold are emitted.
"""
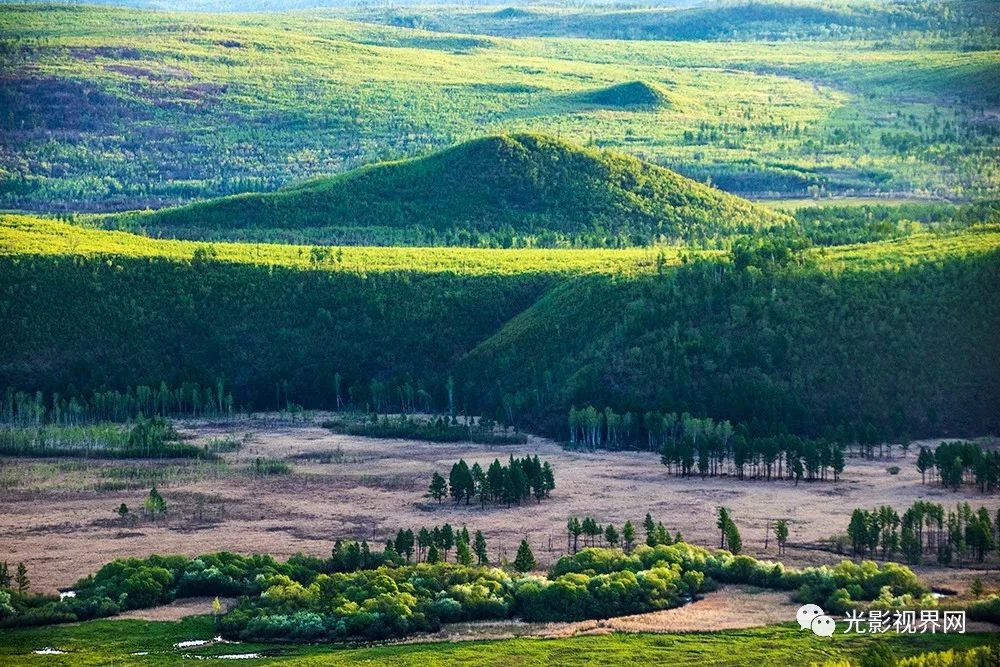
[459,231,1000,439]
[110,134,790,247]
[2,215,997,441]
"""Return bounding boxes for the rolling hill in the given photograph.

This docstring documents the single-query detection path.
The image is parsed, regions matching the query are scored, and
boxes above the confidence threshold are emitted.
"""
[114,133,791,245]
[2,213,998,440]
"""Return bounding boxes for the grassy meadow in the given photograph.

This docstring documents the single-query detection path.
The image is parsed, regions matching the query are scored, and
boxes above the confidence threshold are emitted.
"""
[1,615,994,666]
[2,3,998,212]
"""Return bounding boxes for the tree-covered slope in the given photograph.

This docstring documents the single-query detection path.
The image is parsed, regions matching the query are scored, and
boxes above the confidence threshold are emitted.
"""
[1,214,998,440]
[458,230,1000,439]
[116,134,790,245]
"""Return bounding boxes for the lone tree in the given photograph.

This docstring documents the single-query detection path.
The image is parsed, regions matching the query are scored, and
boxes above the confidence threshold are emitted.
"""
[716,507,731,548]
[117,503,129,523]
[0,562,10,588]
[513,539,536,572]
[428,472,448,503]
[15,562,28,594]
[144,486,167,520]
[775,519,789,555]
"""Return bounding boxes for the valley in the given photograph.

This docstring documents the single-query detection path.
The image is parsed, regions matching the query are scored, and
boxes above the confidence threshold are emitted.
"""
[0,1,998,665]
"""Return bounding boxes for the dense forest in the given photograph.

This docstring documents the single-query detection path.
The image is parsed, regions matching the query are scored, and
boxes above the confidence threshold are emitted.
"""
[2,217,998,442]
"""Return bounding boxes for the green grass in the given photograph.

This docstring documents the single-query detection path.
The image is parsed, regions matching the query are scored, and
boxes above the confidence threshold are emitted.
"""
[0,213,678,275]
[1,4,997,212]
[0,616,991,666]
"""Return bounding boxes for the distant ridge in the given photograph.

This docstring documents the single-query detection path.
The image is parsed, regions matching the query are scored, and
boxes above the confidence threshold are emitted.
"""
[121,133,790,243]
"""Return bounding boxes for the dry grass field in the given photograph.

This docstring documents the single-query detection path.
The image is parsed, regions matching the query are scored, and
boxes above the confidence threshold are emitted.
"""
[1,416,995,610]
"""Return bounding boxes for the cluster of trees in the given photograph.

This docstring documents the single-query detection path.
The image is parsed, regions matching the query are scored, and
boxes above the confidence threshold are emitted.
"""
[390,524,489,568]
[916,441,1000,492]
[429,455,555,507]
[0,417,206,459]
[565,513,684,556]
[327,414,525,445]
[846,501,999,565]
[571,406,847,483]
[0,533,927,639]
[0,417,203,459]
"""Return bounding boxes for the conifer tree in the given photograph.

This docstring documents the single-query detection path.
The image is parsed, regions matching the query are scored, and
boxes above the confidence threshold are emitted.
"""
[473,530,488,565]
[428,472,448,503]
[513,539,536,572]
[14,562,28,594]
[622,520,635,554]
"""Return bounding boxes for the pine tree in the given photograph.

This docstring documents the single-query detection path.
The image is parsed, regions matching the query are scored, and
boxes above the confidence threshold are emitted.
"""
[775,519,789,555]
[473,530,489,565]
[15,562,28,594]
[568,517,582,553]
[832,446,845,482]
[541,462,555,496]
[513,539,536,572]
[725,521,743,555]
[0,561,9,588]
[716,507,731,549]
[456,538,474,566]
[643,513,656,546]
[144,486,166,520]
[622,520,635,554]
[428,472,448,503]
[604,524,619,547]
[441,523,455,560]
[426,543,441,564]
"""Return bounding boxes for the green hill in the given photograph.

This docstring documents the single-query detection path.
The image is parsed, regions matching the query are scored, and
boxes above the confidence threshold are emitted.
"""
[576,81,680,110]
[116,134,790,246]
[2,214,998,440]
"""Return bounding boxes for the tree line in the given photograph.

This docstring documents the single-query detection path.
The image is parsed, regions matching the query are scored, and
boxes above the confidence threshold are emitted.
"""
[846,501,999,565]
[429,455,555,508]
[1,384,234,426]
[571,406,846,482]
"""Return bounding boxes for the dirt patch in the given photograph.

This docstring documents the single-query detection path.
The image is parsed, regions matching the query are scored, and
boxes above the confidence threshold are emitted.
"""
[114,596,236,621]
